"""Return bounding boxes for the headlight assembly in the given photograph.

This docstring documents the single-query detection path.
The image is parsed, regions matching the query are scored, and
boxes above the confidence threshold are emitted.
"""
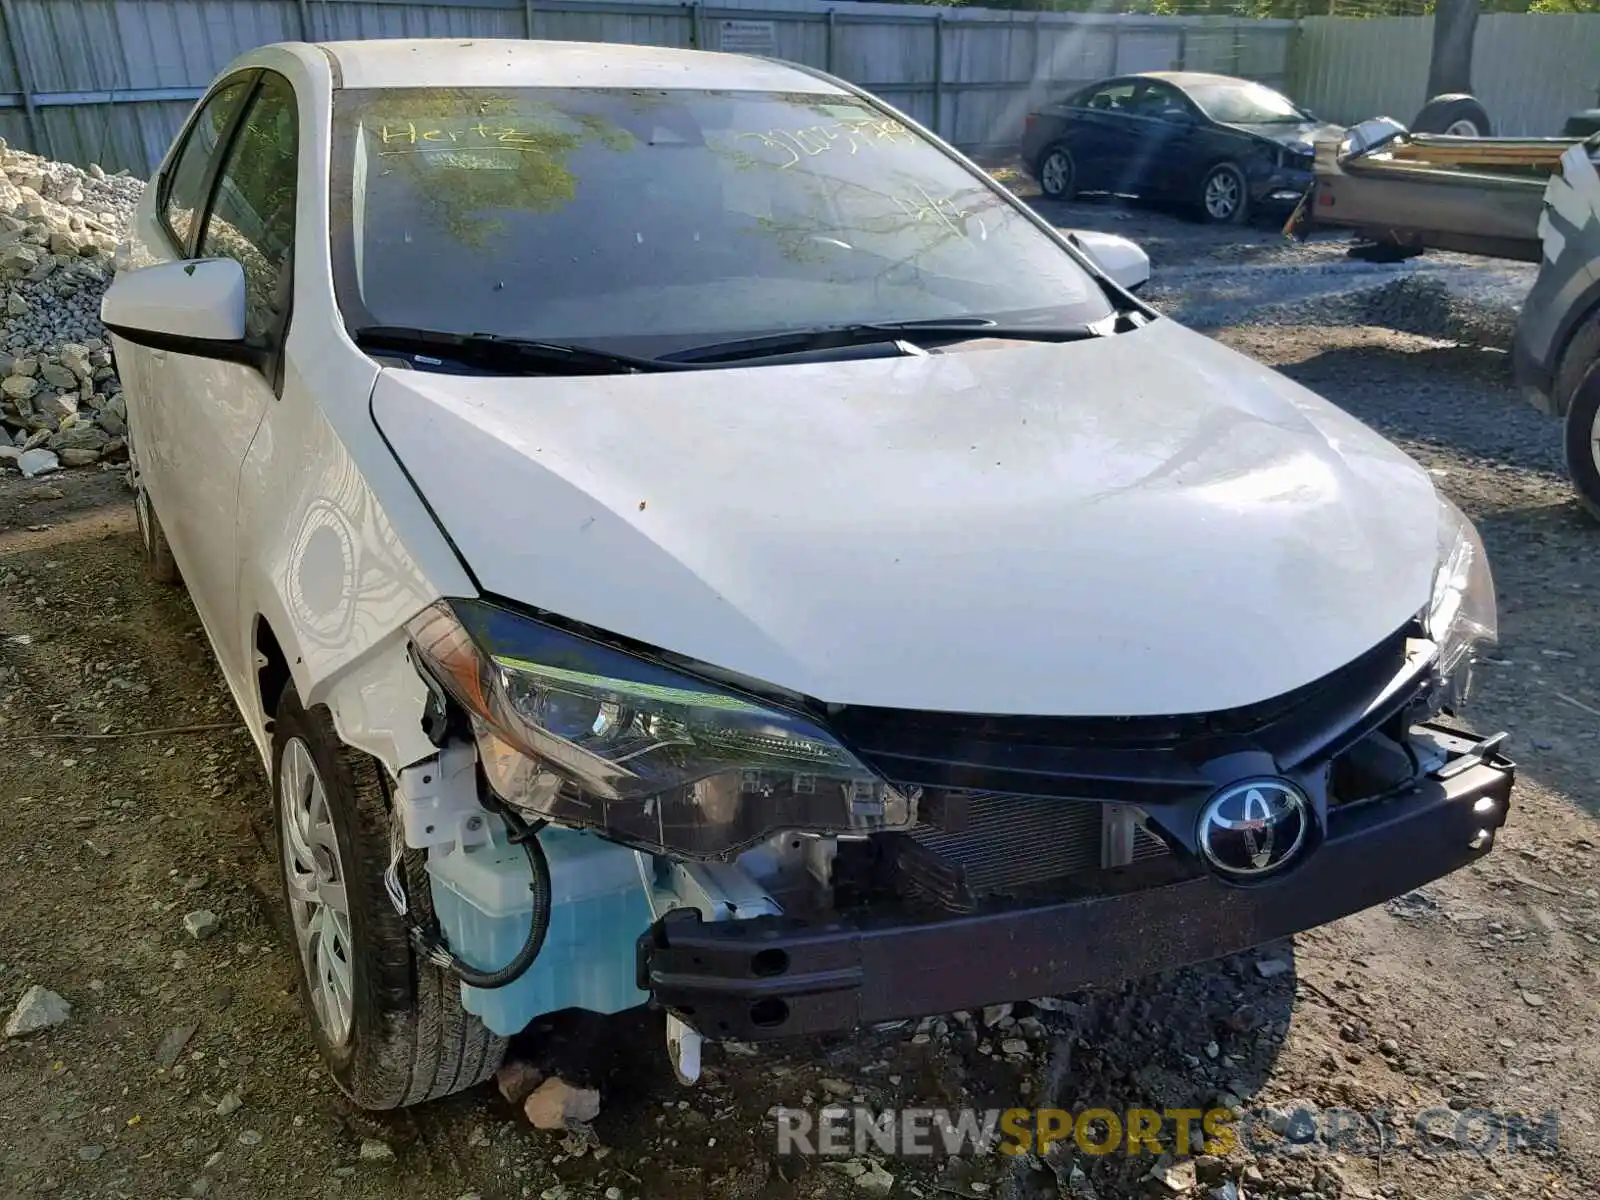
[406,599,916,859]
[1424,494,1497,710]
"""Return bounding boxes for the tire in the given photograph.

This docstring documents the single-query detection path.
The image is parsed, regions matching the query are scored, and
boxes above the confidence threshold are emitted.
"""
[1555,316,1600,523]
[1562,362,1600,523]
[1411,94,1492,138]
[272,682,506,1109]
[1197,162,1250,224]
[1036,144,1077,200]
[132,472,180,586]
[1347,238,1426,264]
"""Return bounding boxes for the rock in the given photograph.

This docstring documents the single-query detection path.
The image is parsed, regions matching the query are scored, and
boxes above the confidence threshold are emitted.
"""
[15,447,56,479]
[153,1022,198,1067]
[1208,1184,1240,1200]
[58,447,99,467]
[237,1130,262,1146]
[1149,1155,1198,1193]
[523,1077,601,1129]
[1000,1038,1029,1056]
[1255,957,1292,979]
[494,1060,544,1105]
[5,292,25,316]
[820,1077,854,1097]
[4,985,70,1036]
[981,1003,1012,1026]
[207,984,234,1011]
[77,1145,104,1162]
[2,373,37,400]
[39,361,73,389]
[215,1091,243,1117]
[358,1138,395,1161]
[50,422,104,451]
[183,909,220,940]
[0,244,38,274]
[855,1161,894,1194]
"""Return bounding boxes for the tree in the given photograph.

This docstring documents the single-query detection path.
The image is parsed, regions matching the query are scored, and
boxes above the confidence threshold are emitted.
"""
[1426,0,1480,95]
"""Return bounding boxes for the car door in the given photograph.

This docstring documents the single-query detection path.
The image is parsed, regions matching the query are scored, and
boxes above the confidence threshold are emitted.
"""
[125,74,254,558]
[1066,80,1140,193]
[144,72,299,685]
[1127,81,1207,197]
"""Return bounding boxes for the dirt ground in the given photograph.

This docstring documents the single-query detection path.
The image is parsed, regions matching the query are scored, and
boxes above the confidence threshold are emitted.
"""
[1,197,1598,1200]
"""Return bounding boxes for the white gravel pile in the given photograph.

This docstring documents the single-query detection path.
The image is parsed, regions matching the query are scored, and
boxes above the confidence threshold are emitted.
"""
[0,139,144,477]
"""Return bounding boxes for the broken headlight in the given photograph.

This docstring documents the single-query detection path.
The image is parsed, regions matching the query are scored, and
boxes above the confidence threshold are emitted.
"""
[406,599,916,859]
[1424,494,1497,710]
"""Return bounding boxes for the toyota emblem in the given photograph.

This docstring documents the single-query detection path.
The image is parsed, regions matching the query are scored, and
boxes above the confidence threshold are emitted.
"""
[1196,778,1312,879]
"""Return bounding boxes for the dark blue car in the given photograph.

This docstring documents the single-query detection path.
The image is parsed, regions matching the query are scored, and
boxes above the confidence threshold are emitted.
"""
[1020,71,1336,223]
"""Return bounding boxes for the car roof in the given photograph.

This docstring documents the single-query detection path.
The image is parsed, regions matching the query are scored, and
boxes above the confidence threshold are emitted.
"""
[1137,71,1255,89]
[315,37,847,93]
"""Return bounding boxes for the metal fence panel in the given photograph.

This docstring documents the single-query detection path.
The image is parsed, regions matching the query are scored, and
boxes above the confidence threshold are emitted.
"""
[0,0,1297,174]
[1293,13,1600,137]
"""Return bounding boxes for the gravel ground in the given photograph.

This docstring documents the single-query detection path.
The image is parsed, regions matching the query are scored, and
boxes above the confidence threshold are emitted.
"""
[0,174,1596,1200]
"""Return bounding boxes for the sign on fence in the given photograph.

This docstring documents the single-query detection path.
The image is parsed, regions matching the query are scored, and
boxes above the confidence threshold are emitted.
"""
[717,19,778,56]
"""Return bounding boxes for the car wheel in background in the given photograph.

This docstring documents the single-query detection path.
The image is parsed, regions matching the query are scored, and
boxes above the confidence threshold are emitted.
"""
[272,681,507,1109]
[1198,163,1250,224]
[1556,315,1600,523]
[1347,238,1426,263]
[1411,94,1493,138]
[1036,144,1077,200]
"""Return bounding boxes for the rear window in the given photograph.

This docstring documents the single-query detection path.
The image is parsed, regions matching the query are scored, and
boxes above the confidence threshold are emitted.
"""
[329,87,1113,356]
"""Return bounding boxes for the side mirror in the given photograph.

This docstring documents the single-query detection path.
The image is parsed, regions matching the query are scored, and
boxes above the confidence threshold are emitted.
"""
[100,258,265,368]
[1068,229,1151,293]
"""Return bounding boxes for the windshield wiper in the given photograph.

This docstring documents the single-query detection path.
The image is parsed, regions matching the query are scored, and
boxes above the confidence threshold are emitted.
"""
[660,317,1115,365]
[352,326,678,375]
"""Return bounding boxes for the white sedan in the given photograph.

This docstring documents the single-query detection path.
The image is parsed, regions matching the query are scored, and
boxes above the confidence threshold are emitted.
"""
[103,37,1512,1109]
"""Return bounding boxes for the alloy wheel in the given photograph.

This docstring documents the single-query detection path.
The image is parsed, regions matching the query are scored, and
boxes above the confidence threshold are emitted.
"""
[1204,168,1242,220]
[1444,118,1481,136]
[279,737,355,1048]
[1040,150,1072,197]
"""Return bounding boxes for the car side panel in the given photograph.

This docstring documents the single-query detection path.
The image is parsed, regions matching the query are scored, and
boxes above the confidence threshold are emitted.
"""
[114,44,476,773]
[224,46,476,772]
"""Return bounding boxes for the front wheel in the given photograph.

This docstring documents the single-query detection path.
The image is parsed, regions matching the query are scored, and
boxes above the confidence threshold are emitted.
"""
[1198,162,1250,224]
[272,682,506,1108]
[1036,144,1077,200]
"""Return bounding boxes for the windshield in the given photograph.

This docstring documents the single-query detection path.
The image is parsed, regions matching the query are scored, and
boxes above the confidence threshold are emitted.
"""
[329,87,1113,355]
[1186,81,1307,125]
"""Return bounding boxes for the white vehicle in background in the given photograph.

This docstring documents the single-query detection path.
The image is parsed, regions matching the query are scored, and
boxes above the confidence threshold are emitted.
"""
[102,38,1511,1109]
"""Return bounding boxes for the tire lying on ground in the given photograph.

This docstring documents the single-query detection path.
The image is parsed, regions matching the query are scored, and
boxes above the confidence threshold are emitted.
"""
[1411,94,1493,138]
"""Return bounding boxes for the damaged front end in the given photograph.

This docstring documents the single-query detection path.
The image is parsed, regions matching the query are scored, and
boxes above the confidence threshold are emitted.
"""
[386,505,1512,1077]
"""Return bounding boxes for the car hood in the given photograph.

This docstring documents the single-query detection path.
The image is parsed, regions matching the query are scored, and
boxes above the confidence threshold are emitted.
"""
[1227,120,1340,154]
[372,320,1439,716]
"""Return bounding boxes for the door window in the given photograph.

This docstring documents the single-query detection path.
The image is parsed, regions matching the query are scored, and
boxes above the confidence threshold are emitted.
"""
[160,77,252,253]
[1132,82,1195,123]
[1081,82,1137,112]
[199,73,299,343]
